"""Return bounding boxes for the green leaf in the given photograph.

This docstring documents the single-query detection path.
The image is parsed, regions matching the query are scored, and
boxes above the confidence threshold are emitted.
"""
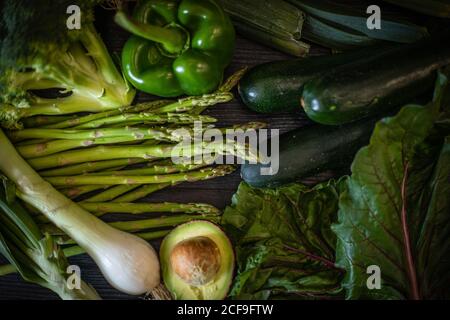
[222,180,345,300]
[414,138,450,299]
[0,229,41,283]
[0,176,42,246]
[333,73,450,300]
[1,174,16,204]
[0,176,100,299]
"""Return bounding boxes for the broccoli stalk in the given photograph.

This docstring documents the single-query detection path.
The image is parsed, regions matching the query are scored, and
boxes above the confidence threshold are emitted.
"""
[0,0,135,129]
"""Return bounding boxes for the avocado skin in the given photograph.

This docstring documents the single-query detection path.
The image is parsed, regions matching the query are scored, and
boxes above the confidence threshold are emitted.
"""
[160,220,235,300]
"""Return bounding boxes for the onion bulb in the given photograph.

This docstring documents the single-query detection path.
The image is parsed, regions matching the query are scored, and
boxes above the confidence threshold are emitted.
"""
[0,129,160,295]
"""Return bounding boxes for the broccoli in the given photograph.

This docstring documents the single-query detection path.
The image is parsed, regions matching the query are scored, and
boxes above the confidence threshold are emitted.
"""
[0,0,135,129]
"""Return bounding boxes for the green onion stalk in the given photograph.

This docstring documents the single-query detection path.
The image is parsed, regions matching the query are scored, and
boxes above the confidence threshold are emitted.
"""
[0,128,164,296]
[0,206,221,278]
[0,229,171,277]
[0,176,100,299]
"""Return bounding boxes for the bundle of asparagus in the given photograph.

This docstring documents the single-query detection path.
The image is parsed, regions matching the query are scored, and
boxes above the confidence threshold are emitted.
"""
[0,69,265,273]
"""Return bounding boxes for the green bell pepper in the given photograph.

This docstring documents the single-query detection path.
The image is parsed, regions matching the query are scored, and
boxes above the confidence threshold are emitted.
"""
[115,0,235,97]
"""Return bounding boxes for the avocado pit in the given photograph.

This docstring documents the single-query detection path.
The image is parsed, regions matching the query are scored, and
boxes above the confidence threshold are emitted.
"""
[170,236,221,286]
[160,220,235,300]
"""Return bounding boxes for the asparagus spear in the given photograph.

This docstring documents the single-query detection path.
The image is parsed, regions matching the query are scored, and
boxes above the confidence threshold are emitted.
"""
[218,67,248,93]
[45,165,237,186]
[72,113,217,130]
[151,92,233,114]
[148,67,247,114]
[0,264,15,276]
[60,164,174,200]
[82,162,208,202]
[37,201,220,220]
[16,125,211,158]
[38,213,220,235]
[49,159,173,198]
[43,92,227,130]
[39,158,148,177]
[22,115,79,128]
[109,214,221,233]
[29,140,257,170]
[42,100,173,129]
[113,183,173,202]
[9,122,214,142]
[158,68,246,115]
[60,185,111,198]
[82,185,140,203]
[18,135,160,159]
[55,160,167,199]
[79,202,221,216]
[15,138,49,146]
[25,120,265,165]
[84,161,208,176]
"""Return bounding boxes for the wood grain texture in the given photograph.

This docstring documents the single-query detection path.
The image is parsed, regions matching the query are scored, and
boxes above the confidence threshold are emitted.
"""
[0,9,321,300]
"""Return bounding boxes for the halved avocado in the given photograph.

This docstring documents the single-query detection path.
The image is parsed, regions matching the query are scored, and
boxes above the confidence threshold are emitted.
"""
[160,220,234,300]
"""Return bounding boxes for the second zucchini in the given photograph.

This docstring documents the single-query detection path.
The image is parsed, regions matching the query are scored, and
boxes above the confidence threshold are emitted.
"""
[302,36,450,125]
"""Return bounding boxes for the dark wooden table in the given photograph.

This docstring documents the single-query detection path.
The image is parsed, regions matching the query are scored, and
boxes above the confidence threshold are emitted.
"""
[0,9,319,300]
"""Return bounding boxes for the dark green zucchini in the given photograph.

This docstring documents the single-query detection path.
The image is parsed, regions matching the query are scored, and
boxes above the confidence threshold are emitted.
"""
[302,37,450,125]
[238,46,386,113]
[241,116,378,188]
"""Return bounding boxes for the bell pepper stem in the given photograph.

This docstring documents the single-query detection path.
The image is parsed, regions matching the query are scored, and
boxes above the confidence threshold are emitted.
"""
[115,11,187,55]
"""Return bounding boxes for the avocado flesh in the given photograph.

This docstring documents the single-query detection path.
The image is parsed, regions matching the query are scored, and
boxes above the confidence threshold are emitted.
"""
[160,220,235,300]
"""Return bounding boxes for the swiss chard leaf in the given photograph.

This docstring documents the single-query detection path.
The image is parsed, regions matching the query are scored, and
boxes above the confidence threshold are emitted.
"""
[414,138,450,299]
[333,73,450,300]
[222,180,345,300]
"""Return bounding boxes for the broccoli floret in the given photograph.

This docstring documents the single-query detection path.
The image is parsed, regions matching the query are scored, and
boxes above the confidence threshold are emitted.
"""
[0,0,135,129]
